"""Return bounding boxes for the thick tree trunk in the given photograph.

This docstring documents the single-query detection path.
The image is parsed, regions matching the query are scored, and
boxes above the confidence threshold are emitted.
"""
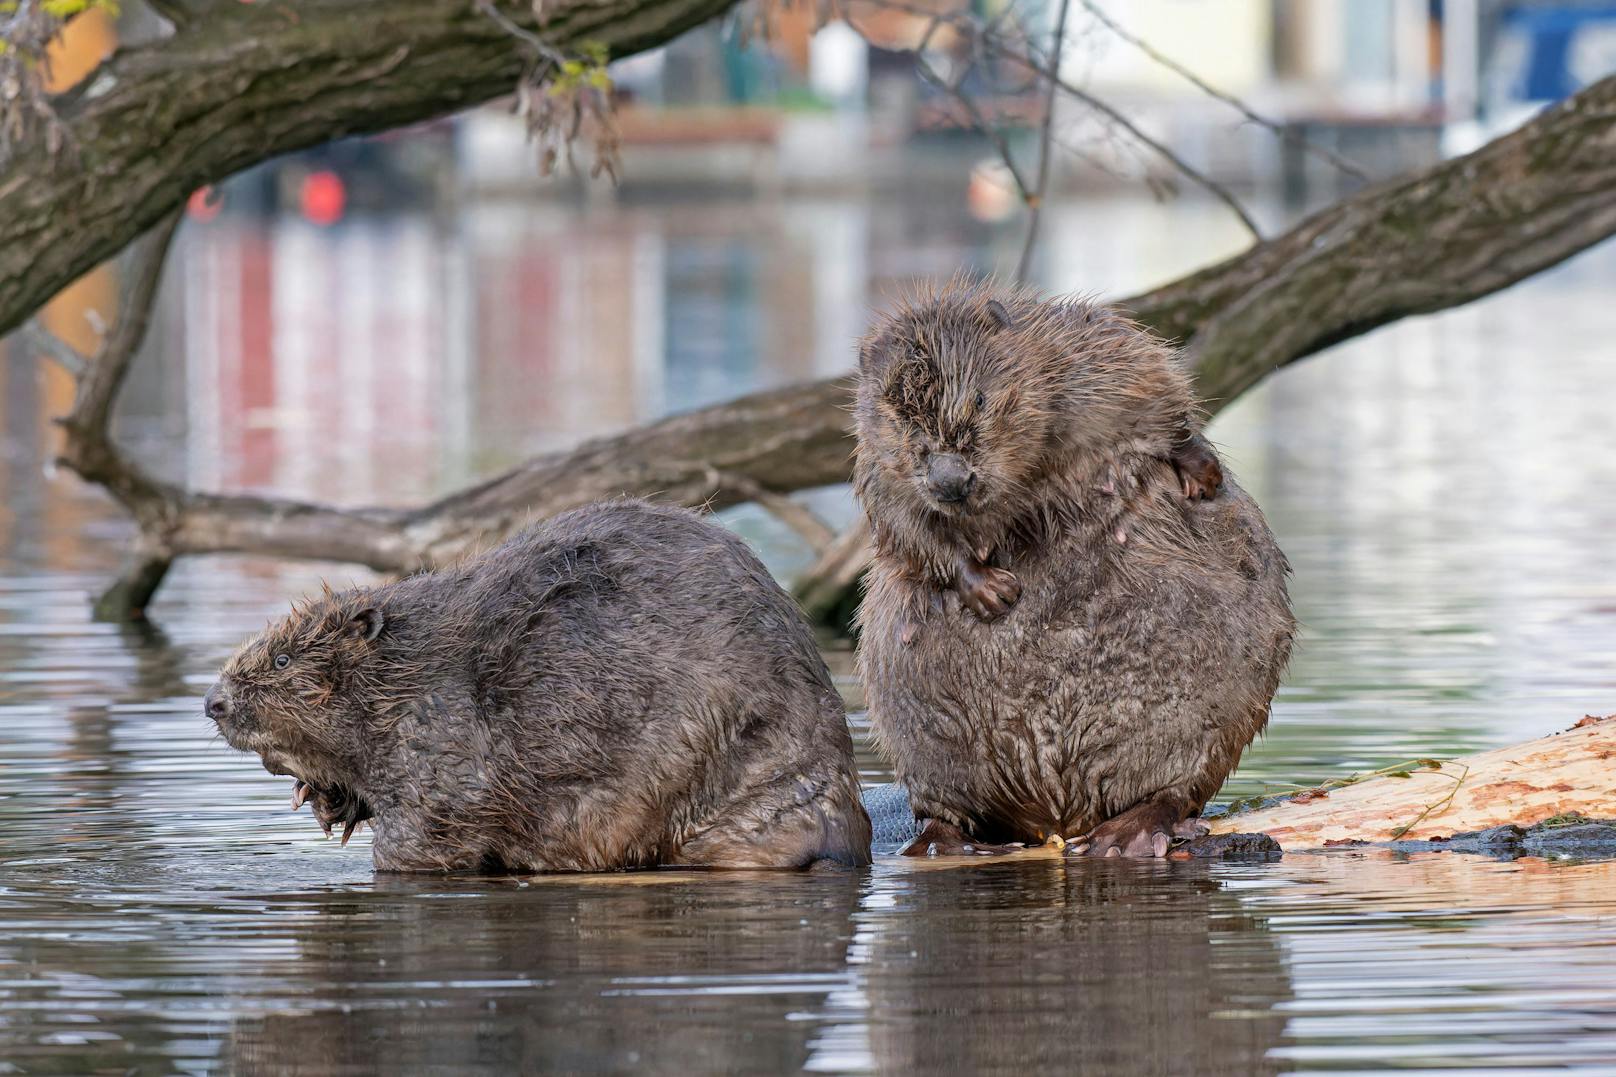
[0,0,739,337]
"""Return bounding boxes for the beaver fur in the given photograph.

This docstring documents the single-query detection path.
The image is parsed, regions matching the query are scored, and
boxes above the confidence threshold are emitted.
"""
[206,500,871,872]
[853,281,1294,857]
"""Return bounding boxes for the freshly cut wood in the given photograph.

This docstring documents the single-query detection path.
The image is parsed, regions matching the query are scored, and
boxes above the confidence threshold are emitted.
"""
[1210,716,1616,850]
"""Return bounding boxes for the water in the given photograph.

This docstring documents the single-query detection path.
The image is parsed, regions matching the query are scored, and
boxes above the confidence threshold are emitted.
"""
[3,191,1616,1073]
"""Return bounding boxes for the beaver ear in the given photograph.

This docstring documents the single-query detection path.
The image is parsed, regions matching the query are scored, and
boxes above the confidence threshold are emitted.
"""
[343,608,384,642]
[984,299,1015,332]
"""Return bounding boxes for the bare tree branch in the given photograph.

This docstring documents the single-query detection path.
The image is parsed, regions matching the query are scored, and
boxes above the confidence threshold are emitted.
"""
[912,54,1035,202]
[16,319,88,376]
[707,470,838,555]
[1015,0,1072,281]
[1076,0,1369,182]
[46,211,183,619]
[997,42,1262,238]
[0,0,744,337]
[18,8,1615,621]
[852,0,1262,239]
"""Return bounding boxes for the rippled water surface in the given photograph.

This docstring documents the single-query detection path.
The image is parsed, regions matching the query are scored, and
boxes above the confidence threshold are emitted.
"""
[3,192,1616,1074]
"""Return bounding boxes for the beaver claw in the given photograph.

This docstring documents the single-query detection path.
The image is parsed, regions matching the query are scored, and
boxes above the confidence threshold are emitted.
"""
[293,779,374,847]
[956,560,1021,621]
[1069,803,1205,858]
[899,818,1022,857]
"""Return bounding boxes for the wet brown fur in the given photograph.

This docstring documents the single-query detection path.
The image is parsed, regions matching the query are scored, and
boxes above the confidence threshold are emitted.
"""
[853,279,1295,853]
[207,500,872,873]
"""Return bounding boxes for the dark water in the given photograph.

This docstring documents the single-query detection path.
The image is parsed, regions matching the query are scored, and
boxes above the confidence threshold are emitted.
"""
[3,193,1616,1073]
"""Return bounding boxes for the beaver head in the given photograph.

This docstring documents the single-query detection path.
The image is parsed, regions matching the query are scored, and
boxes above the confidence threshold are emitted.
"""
[854,281,1195,525]
[205,587,390,835]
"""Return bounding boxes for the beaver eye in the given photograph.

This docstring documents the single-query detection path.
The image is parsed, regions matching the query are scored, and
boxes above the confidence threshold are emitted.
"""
[273,653,291,671]
[974,391,986,410]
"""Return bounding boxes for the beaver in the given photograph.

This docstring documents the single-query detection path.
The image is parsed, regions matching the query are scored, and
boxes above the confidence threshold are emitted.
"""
[853,281,1294,857]
[204,500,872,872]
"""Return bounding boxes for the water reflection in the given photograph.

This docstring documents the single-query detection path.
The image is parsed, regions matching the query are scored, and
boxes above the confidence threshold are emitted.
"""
[858,859,1290,1075]
[221,872,866,1075]
[3,191,1616,1072]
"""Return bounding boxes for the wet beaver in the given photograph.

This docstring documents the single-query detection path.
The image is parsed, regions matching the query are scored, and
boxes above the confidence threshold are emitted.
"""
[853,281,1294,857]
[205,500,872,872]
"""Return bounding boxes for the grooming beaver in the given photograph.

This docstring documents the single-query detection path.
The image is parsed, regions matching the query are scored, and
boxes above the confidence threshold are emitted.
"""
[205,500,872,872]
[853,282,1294,857]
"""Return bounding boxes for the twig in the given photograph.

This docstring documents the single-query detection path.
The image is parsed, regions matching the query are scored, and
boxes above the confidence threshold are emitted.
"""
[473,0,567,68]
[848,0,1261,239]
[912,53,1034,201]
[1015,0,1071,281]
[1388,762,1469,839]
[998,43,1262,240]
[705,468,837,555]
[1077,0,1368,182]
[842,0,1034,202]
[15,318,88,376]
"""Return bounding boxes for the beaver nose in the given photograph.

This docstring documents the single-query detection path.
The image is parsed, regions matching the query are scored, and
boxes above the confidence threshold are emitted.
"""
[926,453,977,504]
[204,685,230,724]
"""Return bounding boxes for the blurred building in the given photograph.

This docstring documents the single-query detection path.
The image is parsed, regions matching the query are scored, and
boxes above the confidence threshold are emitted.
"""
[446,0,1616,195]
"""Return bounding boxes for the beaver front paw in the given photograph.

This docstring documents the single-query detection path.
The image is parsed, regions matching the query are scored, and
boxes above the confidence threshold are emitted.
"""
[955,560,1021,621]
[292,778,374,846]
[1069,800,1204,858]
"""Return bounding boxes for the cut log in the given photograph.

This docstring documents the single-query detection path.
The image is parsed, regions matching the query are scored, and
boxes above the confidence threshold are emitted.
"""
[1209,716,1616,850]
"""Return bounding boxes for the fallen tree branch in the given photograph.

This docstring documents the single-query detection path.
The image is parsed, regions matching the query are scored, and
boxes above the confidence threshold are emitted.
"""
[36,74,1616,618]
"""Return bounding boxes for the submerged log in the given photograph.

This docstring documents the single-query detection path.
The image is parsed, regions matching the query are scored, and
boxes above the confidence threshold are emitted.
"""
[1208,716,1616,850]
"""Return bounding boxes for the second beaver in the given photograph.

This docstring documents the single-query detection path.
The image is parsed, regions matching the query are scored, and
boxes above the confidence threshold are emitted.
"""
[205,500,872,872]
[854,282,1294,857]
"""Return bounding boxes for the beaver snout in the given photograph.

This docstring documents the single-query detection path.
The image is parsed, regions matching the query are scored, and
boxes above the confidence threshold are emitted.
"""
[204,684,231,725]
[926,453,977,505]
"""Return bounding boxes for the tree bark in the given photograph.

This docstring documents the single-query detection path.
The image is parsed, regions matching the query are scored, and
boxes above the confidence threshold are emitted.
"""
[0,0,740,337]
[157,375,856,573]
